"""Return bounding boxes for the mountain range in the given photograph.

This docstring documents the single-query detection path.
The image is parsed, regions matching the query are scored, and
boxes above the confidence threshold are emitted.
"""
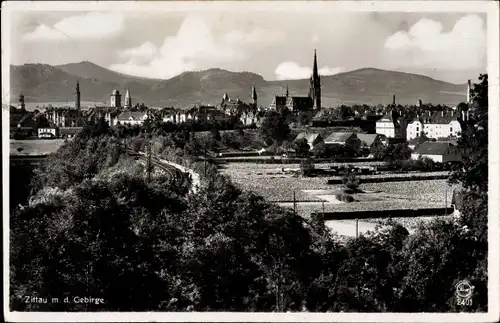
[10,61,468,108]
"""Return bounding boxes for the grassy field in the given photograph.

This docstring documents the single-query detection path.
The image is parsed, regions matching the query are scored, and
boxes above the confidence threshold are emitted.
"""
[10,139,65,156]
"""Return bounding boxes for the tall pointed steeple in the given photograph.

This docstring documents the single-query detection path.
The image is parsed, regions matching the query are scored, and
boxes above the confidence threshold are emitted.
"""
[312,49,319,82]
[285,84,289,97]
[251,84,257,106]
[125,88,132,108]
[75,81,81,110]
[310,49,321,110]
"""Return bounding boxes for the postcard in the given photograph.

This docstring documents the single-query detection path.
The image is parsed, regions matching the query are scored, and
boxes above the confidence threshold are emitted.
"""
[2,1,499,322]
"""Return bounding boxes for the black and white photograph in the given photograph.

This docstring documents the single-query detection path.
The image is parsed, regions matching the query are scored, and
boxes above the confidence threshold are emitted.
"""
[2,1,499,321]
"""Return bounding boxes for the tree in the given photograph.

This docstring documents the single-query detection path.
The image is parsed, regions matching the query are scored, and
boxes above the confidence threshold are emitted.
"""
[211,126,221,142]
[376,143,411,164]
[449,74,488,244]
[259,110,291,145]
[297,112,310,126]
[293,138,310,158]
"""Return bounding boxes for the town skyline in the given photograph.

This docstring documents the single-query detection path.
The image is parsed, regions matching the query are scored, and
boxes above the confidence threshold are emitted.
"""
[10,9,486,84]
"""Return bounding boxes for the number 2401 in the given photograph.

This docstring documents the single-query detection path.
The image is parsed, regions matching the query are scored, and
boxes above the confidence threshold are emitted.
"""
[457,298,472,306]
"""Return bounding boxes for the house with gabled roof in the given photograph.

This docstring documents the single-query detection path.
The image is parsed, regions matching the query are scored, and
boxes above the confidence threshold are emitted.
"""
[411,141,462,163]
[408,135,430,150]
[295,132,324,150]
[324,132,361,152]
[357,133,384,153]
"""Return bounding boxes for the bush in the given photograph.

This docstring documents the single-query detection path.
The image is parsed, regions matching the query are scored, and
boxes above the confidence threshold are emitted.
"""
[300,158,315,176]
[335,192,355,203]
[342,172,360,191]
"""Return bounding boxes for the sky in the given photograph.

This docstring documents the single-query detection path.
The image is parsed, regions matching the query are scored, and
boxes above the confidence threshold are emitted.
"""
[9,7,487,84]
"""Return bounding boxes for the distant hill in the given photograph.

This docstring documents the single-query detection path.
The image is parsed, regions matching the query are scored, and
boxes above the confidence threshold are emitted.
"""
[10,62,468,108]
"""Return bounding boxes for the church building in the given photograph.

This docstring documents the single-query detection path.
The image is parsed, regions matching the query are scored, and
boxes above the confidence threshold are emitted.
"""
[270,50,322,113]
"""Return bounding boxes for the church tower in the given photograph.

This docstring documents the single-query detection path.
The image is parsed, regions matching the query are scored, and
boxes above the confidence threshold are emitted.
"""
[18,93,25,110]
[251,84,257,107]
[75,81,81,110]
[310,49,321,110]
[125,89,132,109]
[110,90,121,108]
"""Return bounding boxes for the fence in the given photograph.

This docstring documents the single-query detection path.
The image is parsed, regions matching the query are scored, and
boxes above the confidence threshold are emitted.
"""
[311,207,453,221]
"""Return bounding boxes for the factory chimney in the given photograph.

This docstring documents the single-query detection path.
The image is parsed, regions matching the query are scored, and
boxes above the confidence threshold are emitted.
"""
[467,79,472,103]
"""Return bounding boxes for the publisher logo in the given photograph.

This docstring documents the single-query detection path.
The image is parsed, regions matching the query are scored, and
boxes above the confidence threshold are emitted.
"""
[455,279,474,306]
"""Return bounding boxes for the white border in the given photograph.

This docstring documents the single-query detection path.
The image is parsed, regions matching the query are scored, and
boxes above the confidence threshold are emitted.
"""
[2,1,499,322]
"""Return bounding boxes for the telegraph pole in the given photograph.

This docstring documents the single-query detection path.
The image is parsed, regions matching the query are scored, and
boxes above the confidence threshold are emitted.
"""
[147,141,152,183]
[445,186,448,216]
[293,190,296,215]
[204,142,207,177]
[356,218,359,238]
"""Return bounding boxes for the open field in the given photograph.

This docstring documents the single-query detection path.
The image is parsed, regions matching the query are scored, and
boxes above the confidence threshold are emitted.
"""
[221,162,458,205]
[10,139,66,156]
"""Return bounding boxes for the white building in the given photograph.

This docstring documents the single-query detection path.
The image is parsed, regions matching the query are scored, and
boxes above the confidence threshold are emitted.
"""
[407,111,462,141]
[376,112,398,138]
[115,111,149,126]
[38,127,58,138]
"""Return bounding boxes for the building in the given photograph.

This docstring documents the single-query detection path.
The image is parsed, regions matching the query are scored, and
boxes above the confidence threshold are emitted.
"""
[411,142,462,163]
[324,132,361,152]
[220,95,251,115]
[124,89,132,109]
[18,93,26,110]
[467,79,472,103]
[75,81,81,110]
[60,127,83,138]
[38,127,59,138]
[406,111,462,140]
[240,110,262,126]
[408,136,430,150]
[310,49,321,110]
[110,90,122,108]
[45,107,86,127]
[252,84,258,108]
[357,133,385,153]
[375,110,408,139]
[87,106,122,126]
[270,50,321,113]
[376,111,397,138]
[295,132,324,150]
[115,111,149,126]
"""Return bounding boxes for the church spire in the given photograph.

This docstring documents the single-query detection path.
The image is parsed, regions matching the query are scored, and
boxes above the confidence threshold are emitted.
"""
[252,84,257,106]
[125,88,132,108]
[285,84,289,97]
[313,49,319,82]
[310,49,321,110]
